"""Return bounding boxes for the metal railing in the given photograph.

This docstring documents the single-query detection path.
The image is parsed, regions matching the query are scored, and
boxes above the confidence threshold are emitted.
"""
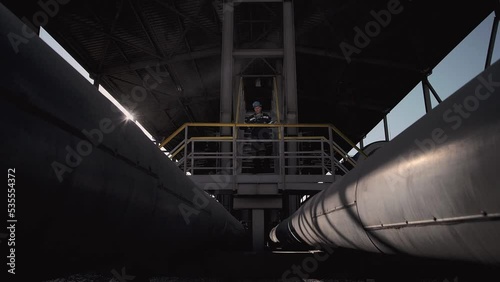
[159,123,366,177]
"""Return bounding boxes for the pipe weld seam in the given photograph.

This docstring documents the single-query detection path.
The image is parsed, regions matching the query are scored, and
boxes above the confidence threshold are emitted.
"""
[313,201,356,218]
[364,212,500,231]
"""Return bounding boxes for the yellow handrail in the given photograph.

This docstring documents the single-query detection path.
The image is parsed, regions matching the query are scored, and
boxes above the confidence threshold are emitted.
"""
[190,136,233,141]
[171,143,186,159]
[284,136,325,140]
[284,136,357,167]
[328,124,368,158]
[159,122,367,159]
[159,123,188,149]
[170,136,234,158]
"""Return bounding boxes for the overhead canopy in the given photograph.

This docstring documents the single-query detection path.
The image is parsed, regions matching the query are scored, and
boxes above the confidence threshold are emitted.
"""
[3,0,495,149]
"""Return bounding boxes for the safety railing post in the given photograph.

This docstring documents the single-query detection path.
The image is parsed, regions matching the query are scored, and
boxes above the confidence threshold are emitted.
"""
[184,126,188,174]
[321,140,325,175]
[280,125,285,189]
[233,124,237,176]
[191,139,195,175]
[328,127,335,181]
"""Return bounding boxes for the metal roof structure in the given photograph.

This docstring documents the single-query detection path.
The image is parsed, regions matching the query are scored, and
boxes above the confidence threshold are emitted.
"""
[3,0,495,148]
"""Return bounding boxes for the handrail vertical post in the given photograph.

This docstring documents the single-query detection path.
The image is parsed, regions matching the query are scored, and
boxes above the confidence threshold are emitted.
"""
[280,125,286,189]
[321,140,325,175]
[233,124,237,176]
[184,126,189,174]
[191,139,195,175]
[328,127,335,181]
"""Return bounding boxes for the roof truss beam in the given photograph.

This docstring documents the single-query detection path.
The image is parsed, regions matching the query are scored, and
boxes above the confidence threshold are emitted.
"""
[101,47,221,75]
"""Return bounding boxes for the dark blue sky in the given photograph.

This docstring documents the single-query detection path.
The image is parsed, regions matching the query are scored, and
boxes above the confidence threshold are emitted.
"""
[367,11,500,147]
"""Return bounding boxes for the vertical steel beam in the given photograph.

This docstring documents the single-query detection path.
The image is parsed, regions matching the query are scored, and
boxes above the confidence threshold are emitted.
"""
[220,0,235,124]
[329,127,335,180]
[383,116,390,141]
[288,194,299,218]
[252,209,265,252]
[220,0,235,170]
[283,0,298,177]
[184,127,189,173]
[422,80,432,113]
[275,62,284,124]
[93,78,100,89]
[486,10,499,69]
[283,0,298,124]
[424,77,443,104]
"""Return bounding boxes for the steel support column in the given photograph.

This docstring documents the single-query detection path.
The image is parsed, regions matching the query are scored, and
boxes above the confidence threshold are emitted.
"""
[287,194,299,219]
[220,0,234,124]
[283,0,298,125]
[275,62,284,124]
[220,0,235,169]
[252,209,265,252]
[383,115,390,141]
[283,0,298,178]
[93,78,100,89]
[423,77,443,104]
[486,9,499,69]
[422,79,432,113]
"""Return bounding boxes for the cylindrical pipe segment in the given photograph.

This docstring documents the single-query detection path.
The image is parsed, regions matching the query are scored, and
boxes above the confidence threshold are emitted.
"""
[271,59,500,265]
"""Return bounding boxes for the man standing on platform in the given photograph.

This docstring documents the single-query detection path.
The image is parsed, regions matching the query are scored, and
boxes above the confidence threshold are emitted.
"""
[245,101,273,173]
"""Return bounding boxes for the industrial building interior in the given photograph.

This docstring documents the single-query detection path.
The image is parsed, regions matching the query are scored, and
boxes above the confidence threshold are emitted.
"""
[2,0,500,281]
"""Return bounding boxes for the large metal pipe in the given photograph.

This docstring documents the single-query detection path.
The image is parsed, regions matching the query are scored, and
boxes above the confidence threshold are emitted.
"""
[271,59,500,265]
[0,4,244,279]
